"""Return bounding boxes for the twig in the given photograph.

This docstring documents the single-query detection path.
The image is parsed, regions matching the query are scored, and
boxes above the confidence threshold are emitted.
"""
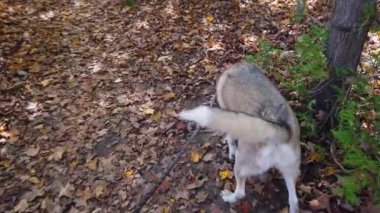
[132,98,214,212]
[329,143,350,174]
[307,14,324,26]
[0,82,26,93]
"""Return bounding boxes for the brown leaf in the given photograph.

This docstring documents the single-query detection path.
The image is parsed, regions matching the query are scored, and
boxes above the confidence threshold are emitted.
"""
[14,199,28,212]
[48,147,65,161]
[175,190,189,200]
[41,198,55,212]
[202,152,214,162]
[59,183,74,198]
[187,178,207,190]
[25,147,39,157]
[86,158,98,170]
[95,184,105,198]
[238,201,251,213]
[158,179,171,193]
[309,194,331,213]
[195,191,208,203]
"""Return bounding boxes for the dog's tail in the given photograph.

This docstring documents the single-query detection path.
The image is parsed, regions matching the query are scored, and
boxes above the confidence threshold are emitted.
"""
[178,106,289,143]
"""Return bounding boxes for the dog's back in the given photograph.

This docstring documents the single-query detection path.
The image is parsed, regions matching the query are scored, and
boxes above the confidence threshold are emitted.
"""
[216,62,300,146]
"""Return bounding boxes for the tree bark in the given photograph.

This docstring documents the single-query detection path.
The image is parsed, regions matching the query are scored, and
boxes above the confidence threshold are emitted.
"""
[312,0,377,131]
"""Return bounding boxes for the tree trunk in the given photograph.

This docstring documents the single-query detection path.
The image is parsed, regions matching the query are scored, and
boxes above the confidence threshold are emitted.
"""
[312,0,377,132]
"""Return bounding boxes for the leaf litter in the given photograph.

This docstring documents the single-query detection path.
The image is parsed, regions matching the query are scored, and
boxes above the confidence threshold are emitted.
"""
[0,0,379,212]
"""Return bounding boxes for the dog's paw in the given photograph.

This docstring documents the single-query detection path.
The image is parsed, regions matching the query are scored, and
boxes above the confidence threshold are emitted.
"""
[220,190,244,203]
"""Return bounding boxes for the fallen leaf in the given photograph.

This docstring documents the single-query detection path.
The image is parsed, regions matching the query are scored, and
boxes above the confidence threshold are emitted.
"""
[25,147,39,157]
[161,206,170,213]
[48,147,65,161]
[22,187,44,201]
[281,19,290,25]
[28,177,40,185]
[151,111,161,121]
[142,107,155,115]
[95,184,105,198]
[0,160,10,168]
[206,15,214,23]
[187,178,207,190]
[195,191,208,203]
[41,198,55,212]
[299,184,312,194]
[309,194,331,213]
[162,92,176,101]
[219,169,231,180]
[202,152,214,162]
[175,190,189,200]
[14,199,28,212]
[86,158,98,170]
[278,207,289,213]
[158,179,171,193]
[310,152,321,162]
[190,149,201,163]
[59,183,74,198]
[41,79,50,87]
[323,166,339,176]
[29,62,40,73]
[239,201,250,213]
[123,169,134,179]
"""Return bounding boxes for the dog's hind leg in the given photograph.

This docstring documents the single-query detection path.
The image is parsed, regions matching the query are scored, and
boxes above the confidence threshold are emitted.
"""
[221,157,246,203]
[223,134,237,160]
[280,167,299,213]
[220,172,246,203]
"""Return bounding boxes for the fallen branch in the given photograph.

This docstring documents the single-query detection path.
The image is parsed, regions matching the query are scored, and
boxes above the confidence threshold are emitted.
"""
[0,82,26,93]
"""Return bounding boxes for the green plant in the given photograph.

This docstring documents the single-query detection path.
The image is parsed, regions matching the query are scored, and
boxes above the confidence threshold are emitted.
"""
[246,24,380,206]
[124,0,137,10]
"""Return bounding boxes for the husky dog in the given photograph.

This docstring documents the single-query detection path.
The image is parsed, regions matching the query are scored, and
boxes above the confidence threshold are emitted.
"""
[178,62,301,213]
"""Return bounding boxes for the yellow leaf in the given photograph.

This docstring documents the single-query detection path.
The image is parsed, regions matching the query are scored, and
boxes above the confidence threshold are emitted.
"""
[324,166,339,176]
[41,79,50,87]
[142,107,155,115]
[72,38,81,47]
[162,206,170,213]
[219,169,231,180]
[162,92,176,101]
[29,62,40,73]
[289,10,296,18]
[377,80,380,86]
[29,176,40,185]
[191,149,201,163]
[0,160,10,168]
[30,168,36,175]
[86,158,98,170]
[70,160,79,168]
[123,170,134,179]
[281,19,290,25]
[151,111,161,121]
[207,15,214,23]
[310,152,321,162]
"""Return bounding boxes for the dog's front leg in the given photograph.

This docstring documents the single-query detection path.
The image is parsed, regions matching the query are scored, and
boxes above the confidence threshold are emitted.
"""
[221,166,246,203]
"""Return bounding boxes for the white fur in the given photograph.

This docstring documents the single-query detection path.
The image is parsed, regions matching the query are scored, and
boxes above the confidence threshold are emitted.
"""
[178,106,213,127]
[178,106,300,213]
[223,135,237,160]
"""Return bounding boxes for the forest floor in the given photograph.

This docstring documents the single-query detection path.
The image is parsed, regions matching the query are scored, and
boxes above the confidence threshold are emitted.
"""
[1,0,379,212]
